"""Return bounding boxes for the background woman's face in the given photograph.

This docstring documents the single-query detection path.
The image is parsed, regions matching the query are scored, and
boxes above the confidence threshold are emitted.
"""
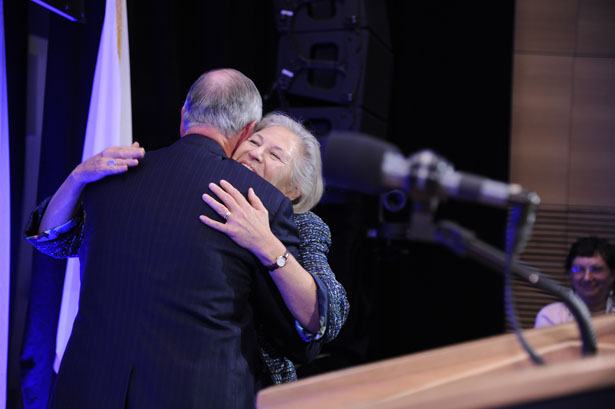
[569,252,614,308]
[232,126,300,200]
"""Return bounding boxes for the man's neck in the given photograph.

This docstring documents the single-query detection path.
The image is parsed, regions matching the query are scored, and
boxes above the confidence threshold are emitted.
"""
[182,125,238,157]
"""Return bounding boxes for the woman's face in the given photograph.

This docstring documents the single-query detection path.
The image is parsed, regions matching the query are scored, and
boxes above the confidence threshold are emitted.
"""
[232,125,301,200]
[569,252,614,309]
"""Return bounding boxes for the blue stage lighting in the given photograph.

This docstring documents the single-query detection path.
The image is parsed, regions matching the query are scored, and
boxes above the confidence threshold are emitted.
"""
[30,0,84,22]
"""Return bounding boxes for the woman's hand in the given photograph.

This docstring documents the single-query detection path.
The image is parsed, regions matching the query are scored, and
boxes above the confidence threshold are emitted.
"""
[38,142,145,234]
[71,142,145,185]
[200,180,321,333]
[200,180,279,258]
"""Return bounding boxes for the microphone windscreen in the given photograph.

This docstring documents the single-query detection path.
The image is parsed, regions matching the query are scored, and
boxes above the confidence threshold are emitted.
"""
[321,131,401,194]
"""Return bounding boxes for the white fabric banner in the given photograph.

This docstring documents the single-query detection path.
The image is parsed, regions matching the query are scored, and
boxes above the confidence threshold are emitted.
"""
[54,0,132,372]
[0,0,11,406]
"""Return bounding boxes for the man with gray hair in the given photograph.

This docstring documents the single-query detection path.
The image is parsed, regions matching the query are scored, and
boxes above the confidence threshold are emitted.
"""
[28,68,309,408]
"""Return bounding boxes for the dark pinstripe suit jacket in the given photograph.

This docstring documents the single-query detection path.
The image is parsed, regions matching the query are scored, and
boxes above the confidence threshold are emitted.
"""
[50,134,303,409]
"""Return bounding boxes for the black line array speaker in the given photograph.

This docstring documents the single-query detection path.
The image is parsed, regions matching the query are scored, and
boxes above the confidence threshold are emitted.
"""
[273,0,390,46]
[272,0,392,139]
[285,106,387,138]
[270,3,395,376]
[275,29,392,120]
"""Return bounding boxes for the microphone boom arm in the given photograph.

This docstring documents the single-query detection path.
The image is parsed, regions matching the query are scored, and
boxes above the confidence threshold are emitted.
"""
[434,220,598,357]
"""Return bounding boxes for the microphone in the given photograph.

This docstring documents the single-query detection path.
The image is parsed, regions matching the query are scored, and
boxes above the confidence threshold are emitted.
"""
[321,130,405,194]
[322,131,539,208]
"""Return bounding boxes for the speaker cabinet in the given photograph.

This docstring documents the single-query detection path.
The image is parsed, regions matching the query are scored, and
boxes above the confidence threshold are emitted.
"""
[273,0,391,47]
[275,29,392,120]
[286,106,387,139]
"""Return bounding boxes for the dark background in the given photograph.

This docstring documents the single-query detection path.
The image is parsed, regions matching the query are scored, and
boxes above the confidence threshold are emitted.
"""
[6,0,515,407]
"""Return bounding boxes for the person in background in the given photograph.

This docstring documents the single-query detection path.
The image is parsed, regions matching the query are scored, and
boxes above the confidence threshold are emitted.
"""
[534,236,615,328]
[25,68,316,409]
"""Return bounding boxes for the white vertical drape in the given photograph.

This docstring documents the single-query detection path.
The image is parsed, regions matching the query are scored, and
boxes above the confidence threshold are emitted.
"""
[54,0,132,372]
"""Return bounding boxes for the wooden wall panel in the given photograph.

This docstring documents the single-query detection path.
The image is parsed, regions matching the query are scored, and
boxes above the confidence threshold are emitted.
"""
[511,0,615,330]
[577,0,615,56]
[514,0,578,53]
[569,58,615,207]
[510,54,573,204]
[511,0,615,207]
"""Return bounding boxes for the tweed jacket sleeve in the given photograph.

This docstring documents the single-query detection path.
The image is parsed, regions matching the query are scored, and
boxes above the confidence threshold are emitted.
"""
[294,211,349,343]
[259,211,349,384]
[24,196,85,259]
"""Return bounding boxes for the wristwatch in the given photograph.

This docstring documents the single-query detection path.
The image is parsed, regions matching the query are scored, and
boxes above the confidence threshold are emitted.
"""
[267,251,290,271]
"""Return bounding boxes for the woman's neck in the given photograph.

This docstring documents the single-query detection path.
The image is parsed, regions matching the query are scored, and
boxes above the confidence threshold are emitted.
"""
[587,299,607,314]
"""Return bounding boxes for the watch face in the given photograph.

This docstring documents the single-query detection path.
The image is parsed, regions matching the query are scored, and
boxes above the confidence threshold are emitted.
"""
[269,252,289,271]
[276,256,287,267]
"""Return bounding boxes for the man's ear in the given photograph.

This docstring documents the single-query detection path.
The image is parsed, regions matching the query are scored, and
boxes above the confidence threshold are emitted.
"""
[179,106,186,136]
[243,120,257,140]
[235,120,257,151]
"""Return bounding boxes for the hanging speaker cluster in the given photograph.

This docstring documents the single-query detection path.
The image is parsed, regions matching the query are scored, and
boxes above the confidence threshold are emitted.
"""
[271,0,393,138]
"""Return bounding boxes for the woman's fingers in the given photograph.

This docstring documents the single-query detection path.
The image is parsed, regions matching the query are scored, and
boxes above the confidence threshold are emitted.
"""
[120,146,145,159]
[201,193,231,218]
[198,213,225,231]
[101,144,145,160]
[107,157,139,168]
[208,182,238,211]
[219,180,249,206]
[201,183,275,254]
[72,146,143,185]
[208,181,264,220]
[247,188,266,211]
[199,194,233,233]
[93,156,131,175]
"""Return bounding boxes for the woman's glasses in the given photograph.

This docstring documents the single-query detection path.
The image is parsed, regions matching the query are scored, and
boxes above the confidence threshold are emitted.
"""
[570,265,607,275]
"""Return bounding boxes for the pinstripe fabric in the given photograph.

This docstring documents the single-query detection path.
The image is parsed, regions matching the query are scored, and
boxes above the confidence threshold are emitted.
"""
[41,135,301,409]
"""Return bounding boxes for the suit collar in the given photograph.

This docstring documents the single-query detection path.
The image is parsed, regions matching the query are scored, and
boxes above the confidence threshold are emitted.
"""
[180,133,229,158]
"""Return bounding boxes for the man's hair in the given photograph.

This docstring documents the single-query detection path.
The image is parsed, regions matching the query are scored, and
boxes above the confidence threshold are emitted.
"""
[565,236,615,272]
[182,68,262,138]
[254,112,323,214]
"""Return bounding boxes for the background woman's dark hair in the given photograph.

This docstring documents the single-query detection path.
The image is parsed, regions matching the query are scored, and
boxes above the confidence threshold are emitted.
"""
[565,236,615,272]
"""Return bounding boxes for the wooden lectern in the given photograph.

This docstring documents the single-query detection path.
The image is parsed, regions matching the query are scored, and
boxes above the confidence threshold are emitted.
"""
[257,315,615,409]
